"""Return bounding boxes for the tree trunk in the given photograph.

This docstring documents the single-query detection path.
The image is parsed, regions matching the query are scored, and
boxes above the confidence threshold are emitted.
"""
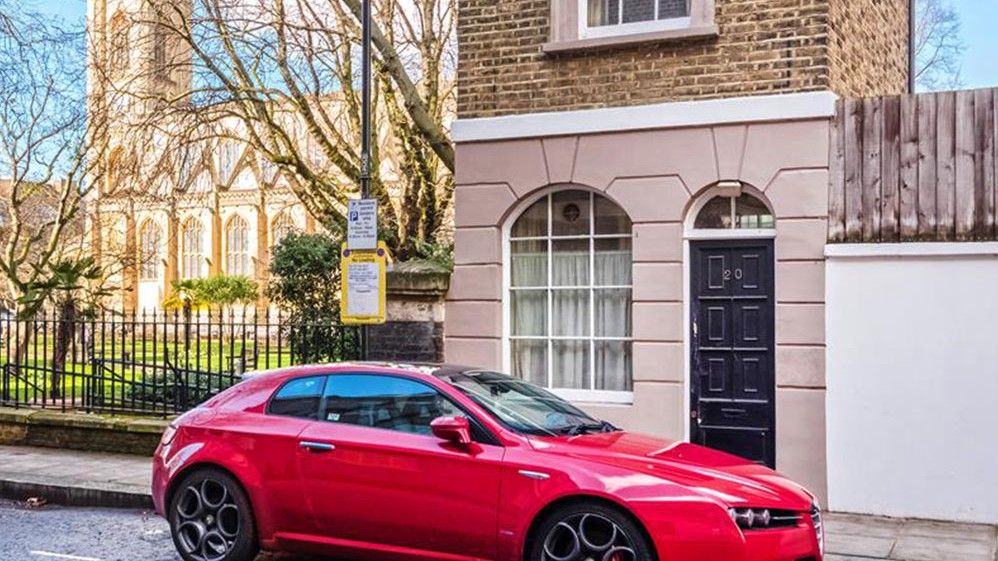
[51,300,77,400]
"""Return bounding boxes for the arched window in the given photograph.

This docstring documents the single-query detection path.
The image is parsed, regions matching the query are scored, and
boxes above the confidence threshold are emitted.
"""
[217,139,241,185]
[181,219,204,279]
[271,212,298,246]
[509,189,633,394]
[109,12,130,76]
[225,215,251,276]
[259,155,280,186]
[693,191,774,230]
[176,144,199,189]
[138,221,162,281]
[106,148,123,193]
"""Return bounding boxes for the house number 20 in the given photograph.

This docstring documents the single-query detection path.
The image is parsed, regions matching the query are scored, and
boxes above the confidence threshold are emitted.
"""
[724,269,744,281]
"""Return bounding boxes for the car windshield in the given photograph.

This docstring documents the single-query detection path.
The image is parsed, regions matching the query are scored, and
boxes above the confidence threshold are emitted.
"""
[444,370,616,436]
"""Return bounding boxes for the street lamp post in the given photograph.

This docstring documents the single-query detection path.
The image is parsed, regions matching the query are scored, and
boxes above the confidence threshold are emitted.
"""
[360,0,373,200]
[359,0,373,357]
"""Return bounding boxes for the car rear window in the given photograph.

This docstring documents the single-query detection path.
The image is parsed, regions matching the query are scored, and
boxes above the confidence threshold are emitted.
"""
[268,376,326,419]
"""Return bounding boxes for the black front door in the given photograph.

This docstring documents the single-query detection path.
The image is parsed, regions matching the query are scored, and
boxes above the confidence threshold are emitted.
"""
[690,239,776,468]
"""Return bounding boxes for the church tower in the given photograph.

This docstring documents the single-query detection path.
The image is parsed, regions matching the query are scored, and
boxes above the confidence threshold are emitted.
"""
[86,0,193,311]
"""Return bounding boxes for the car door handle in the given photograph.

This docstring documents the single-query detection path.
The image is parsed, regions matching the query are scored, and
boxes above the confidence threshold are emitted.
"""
[299,441,336,453]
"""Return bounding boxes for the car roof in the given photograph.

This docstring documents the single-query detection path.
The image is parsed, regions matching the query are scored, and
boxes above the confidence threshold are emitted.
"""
[243,361,488,384]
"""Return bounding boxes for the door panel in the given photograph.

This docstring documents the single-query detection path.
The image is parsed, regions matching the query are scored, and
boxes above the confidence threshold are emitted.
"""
[691,239,776,467]
[296,422,504,559]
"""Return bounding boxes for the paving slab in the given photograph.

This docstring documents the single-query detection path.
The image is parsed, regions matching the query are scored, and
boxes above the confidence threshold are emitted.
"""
[0,445,152,509]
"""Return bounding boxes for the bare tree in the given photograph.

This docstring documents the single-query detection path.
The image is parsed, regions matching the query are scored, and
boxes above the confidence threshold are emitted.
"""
[0,2,109,316]
[109,0,456,261]
[915,0,966,91]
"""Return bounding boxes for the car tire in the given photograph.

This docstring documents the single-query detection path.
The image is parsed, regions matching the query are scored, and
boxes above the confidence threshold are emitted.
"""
[168,468,259,561]
[527,502,655,561]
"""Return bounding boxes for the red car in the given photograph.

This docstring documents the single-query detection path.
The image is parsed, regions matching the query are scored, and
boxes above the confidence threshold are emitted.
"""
[152,363,823,561]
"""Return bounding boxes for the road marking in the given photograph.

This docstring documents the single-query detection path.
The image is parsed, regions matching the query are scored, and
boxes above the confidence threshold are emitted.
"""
[29,551,103,561]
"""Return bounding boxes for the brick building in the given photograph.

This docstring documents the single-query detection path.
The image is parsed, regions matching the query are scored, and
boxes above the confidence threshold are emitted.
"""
[446,0,911,505]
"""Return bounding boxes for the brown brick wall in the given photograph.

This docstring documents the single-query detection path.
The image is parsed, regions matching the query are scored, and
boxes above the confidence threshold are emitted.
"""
[828,0,910,97]
[457,0,910,119]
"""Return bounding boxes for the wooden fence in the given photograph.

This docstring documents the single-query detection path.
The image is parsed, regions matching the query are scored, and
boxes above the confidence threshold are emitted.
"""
[829,88,998,242]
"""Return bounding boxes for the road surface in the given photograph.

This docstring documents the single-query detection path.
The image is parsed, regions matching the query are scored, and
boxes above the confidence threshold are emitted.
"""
[0,500,308,561]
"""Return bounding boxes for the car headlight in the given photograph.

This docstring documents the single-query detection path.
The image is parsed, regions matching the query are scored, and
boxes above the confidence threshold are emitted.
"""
[727,507,801,530]
[811,502,824,554]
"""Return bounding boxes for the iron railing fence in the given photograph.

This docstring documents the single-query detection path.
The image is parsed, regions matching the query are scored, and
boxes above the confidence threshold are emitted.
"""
[0,310,365,416]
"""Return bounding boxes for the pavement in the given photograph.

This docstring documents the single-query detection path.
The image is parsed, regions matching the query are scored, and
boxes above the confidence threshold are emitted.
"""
[0,445,152,509]
[1,445,996,561]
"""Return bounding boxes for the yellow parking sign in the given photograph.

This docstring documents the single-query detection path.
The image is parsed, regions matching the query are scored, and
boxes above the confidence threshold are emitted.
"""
[341,241,389,325]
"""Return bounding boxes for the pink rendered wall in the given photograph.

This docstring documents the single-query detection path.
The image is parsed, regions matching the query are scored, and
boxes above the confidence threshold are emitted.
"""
[447,117,831,503]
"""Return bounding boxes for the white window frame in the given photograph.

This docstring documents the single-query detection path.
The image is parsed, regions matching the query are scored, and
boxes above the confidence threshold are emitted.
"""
[578,0,692,40]
[683,183,777,240]
[503,188,635,405]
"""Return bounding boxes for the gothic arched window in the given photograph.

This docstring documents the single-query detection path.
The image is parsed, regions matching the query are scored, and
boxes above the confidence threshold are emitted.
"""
[138,220,162,281]
[181,219,204,279]
[271,212,298,247]
[225,215,251,276]
[109,11,130,76]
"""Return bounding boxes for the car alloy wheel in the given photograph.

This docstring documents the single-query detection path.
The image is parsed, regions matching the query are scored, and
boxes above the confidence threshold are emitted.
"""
[540,511,640,561]
[175,478,241,561]
[169,469,258,561]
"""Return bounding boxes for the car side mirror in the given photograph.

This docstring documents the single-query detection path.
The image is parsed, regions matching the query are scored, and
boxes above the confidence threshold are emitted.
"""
[431,415,472,446]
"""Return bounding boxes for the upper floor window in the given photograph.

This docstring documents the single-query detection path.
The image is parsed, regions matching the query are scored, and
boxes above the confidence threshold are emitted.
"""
[586,0,690,33]
[225,215,251,276]
[109,12,130,77]
[547,0,715,53]
[139,220,162,281]
[217,139,241,185]
[508,190,633,399]
[151,20,167,73]
[176,144,199,189]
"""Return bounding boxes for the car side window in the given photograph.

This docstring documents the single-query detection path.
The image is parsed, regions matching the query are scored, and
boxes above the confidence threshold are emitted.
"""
[268,376,326,419]
[322,374,473,438]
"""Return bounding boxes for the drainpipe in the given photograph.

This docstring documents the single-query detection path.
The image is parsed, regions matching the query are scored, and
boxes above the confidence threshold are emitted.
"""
[908,0,916,93]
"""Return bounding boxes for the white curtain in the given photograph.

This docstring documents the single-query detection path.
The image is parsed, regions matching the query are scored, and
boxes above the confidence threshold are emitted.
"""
[510,192,633,392]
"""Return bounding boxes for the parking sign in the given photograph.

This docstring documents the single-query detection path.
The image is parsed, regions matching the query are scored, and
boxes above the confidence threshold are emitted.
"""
[347,198,377,250]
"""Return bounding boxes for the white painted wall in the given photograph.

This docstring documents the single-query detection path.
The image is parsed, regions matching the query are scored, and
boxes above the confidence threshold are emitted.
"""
[826,243,998,524]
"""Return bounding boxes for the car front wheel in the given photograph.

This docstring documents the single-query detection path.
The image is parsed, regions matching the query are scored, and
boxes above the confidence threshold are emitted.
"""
[528,503,654,561]
[168,468,258,561]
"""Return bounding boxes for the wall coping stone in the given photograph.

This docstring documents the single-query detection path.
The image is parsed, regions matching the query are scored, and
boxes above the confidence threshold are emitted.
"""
[0,407,171,434]
[387,260,451,299]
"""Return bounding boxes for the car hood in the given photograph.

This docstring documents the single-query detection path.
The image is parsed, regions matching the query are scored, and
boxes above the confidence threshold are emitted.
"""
[529,431,814,510]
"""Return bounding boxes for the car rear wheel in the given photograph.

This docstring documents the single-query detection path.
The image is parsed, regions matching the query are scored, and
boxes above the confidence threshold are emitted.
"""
[168,468,258,561]
[527,502,654,561]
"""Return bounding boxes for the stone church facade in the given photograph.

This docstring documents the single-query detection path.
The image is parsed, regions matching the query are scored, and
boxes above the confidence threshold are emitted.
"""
[86,0,373,312]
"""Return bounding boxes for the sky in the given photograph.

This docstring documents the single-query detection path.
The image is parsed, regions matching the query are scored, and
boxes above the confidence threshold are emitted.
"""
[28,0,998,91]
